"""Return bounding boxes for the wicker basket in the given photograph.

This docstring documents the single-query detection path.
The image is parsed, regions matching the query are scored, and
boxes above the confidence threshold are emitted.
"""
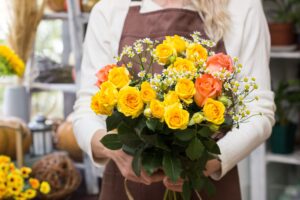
[47,0,66,12]
[32,153,81,200]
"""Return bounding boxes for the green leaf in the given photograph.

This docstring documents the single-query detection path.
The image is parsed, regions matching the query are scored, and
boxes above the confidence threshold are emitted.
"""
[106,111,123,131]
[185,137,204,161]
[132,146,145,176]
[182,181,191,200]
[163,152,182,183]
[135,118,147,135]
[100,134,122,150]
[197,127,212,137]
[142,152,163,176]
[156,136,171,151]
[146,118,159,132]
[203,139,221,155]
[204,179,216,197]
[122,145,136,156]
[175,129,196,141]
[118,122,142,148]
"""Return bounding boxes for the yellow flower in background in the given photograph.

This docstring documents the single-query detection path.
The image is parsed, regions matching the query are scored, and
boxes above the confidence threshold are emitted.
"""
[175,78,196,104]
[0,163,10,174]
[203,98,225,125]
[168,57,196,72]
[164,103,189,130]
[186,43,208,62]
[164,35,187,53]
[20,167,32,178]
[164,91,180,106]
[24,189,37,199]
[117,86,144,118]
[40,181,51,194]
[29,178,40,190]
[150,99,165,120]
[108,66,130,89]
[0,156,11,164]
[141,82,157,103]
[0,182,6,198]
[155,43,176,65]
[0,45,25,77]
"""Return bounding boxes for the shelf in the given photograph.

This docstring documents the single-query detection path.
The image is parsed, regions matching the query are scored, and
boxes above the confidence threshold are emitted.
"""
[42,12,90,23]
[43,12,68,20]
[266,151,300,165]
[29,83,77,93]
[270,51,300,59]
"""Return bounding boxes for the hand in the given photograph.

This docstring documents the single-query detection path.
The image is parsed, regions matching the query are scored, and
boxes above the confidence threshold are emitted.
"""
[91,130,164,185]
[163,159,221,192]
[109,150,164,185]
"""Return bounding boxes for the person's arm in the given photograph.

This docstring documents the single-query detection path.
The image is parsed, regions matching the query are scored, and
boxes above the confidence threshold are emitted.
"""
[72,0,164,184]
[72,2,114,166]
[211,0,275,180]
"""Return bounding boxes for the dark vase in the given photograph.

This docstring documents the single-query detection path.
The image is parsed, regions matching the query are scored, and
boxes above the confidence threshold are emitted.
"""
[270,123,298,154]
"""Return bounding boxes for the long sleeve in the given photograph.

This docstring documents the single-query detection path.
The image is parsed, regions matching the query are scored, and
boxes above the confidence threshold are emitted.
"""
[72,2,115,167]
[211,0,276,180]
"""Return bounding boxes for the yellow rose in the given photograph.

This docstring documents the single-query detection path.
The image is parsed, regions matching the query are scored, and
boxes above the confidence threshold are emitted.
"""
[141,82,157,103]
[108,66,130,88]
[91,82,118,115]
[203,98,225,125]
[186,43,208,62]
[117,86,144,118]
[150,99,165,120]
[155,43,176,65]
[164,91,180,106]
[164,35,186,53]
[164,103,189,130]
[168,57,196,72]
[175,78,196,104]
[29,178,40,190]
[40,182,51,194]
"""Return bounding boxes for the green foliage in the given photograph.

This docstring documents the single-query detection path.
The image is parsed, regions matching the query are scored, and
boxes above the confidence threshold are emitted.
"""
[263,0,300,23]
[162,152,182,183]
[275,80,300,125]
[102,114,222,197]
[100,134,122,150]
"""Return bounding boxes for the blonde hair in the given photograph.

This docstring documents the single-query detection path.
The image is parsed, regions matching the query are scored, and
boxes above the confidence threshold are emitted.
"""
[190,0,230,42]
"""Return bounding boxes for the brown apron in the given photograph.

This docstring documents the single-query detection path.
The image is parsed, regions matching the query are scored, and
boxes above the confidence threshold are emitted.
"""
[99,4,241,200]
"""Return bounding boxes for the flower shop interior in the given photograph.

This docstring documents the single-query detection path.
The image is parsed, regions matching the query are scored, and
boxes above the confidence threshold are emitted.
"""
[0,0,300,200]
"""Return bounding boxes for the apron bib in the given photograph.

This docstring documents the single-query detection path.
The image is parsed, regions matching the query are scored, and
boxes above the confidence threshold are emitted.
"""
[99,3,242,200]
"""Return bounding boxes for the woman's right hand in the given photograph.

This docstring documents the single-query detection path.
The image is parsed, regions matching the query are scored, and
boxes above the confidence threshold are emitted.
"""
[109,150,164,185]
[92,130,164,185]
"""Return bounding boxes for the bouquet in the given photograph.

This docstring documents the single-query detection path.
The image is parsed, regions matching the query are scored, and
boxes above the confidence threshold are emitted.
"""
[0,45,25,78]
[91,32,260,199]
[0,155,51,200]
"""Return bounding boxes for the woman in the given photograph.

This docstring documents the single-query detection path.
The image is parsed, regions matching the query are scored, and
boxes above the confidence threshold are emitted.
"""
[73,0,275,199]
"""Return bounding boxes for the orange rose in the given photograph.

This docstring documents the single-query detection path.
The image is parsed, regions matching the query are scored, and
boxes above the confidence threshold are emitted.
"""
[95,64,115,87]
[206,53,233,73]
[194,74,222,107]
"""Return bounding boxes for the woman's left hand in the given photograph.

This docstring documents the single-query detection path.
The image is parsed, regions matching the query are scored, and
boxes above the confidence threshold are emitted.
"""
[163,159,221,192]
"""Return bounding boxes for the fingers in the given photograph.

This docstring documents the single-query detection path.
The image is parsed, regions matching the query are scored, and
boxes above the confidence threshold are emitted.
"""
[149,170,165,183]
[163,177,183,192]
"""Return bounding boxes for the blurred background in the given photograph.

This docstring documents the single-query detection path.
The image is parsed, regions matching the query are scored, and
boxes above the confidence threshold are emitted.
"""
[0,0,299,200]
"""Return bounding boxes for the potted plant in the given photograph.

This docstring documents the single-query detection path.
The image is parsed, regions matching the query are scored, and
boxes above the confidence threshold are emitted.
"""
[271,80,300,154]
[263,0,300,46]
